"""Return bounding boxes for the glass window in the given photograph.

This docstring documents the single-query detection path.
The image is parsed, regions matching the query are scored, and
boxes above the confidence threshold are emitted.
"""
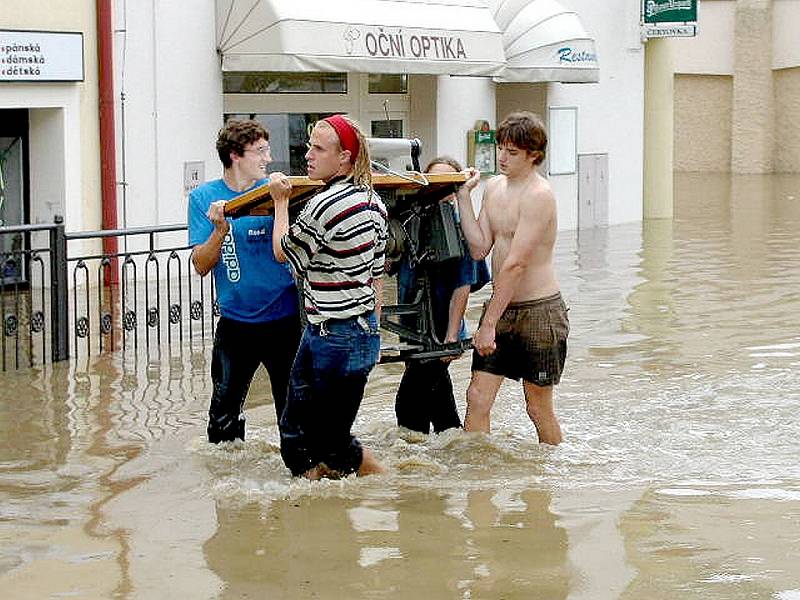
[225,113,336,175]
[371,119,403,139]
[368,74,408,94]
[223,72,347,94]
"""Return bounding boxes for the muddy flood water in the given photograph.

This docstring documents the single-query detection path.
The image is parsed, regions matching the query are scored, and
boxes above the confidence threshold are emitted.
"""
[2,173,800,599]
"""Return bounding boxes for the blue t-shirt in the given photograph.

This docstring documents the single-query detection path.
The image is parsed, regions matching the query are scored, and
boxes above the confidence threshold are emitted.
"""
[187,178,298,323]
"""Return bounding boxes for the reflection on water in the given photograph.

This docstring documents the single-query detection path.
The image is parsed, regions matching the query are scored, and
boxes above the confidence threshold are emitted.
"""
[1,174,800,599]
[207,486,569,600]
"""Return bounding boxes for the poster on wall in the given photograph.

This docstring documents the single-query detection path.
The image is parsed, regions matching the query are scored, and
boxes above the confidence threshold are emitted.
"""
[548,107,577,176]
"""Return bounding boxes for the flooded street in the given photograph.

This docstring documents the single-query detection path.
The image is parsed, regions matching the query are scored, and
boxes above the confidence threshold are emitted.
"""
[2,173,800,599]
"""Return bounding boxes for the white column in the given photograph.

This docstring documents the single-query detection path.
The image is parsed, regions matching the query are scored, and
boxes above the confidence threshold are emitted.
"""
[436,76,496,166]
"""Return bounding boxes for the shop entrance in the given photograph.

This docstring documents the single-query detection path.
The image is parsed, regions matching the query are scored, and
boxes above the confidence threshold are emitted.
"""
[0,109,30,284]
[223,73,410,175]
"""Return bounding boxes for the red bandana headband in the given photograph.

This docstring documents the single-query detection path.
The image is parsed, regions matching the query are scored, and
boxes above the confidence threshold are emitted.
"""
[323,115,360,160]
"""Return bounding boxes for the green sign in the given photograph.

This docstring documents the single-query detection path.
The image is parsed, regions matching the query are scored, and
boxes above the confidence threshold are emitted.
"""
[643,0,697,24]
[474,130,495,144]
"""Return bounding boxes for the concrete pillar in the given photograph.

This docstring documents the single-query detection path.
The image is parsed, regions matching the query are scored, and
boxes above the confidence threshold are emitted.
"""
[643,38,674,220]
[436,76,496,166]
[731,0,774,173]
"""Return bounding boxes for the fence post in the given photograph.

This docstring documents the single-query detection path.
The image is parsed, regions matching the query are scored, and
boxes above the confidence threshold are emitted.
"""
[49,216,69,362]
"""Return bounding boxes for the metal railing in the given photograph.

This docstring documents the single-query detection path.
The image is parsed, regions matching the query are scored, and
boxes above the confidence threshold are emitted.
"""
[0,218,217,371]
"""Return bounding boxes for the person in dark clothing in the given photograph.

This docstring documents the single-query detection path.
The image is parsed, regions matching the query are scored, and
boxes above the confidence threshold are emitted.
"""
[394,157,490,434]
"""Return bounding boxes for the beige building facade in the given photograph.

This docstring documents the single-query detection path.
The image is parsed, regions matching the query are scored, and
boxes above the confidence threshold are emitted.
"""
[673,0,800,173]
[0,1,102,230]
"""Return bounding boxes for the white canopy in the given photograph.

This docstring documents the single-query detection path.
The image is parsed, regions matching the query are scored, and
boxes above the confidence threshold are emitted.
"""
[217,0,505,77]
[491,0,599,83]
[216,0,598,83]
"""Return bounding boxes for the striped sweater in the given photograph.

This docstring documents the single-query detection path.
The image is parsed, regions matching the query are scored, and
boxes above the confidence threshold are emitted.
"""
[281,180,388,324]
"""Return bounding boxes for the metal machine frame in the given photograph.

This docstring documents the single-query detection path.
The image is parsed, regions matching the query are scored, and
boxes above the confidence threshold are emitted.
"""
[223,138,474,363]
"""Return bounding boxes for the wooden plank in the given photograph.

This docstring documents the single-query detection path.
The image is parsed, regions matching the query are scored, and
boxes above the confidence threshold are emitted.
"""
[223,172,468,217]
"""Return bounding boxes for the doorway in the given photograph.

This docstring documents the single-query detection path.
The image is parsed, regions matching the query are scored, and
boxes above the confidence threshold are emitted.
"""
[0,109,30,284]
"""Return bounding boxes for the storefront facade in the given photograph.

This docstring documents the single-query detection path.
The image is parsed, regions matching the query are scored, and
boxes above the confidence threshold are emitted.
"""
[5,1,649,236]
[0,0,643,237]
[0,2,99,239]
[109,0,647,233]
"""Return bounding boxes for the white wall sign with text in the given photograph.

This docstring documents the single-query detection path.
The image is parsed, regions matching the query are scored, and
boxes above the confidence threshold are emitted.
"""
[644,23,697,38]
[183,161,205,196]
[0,30,84,82]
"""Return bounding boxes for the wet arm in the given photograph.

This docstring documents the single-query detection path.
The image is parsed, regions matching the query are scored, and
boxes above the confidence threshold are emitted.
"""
[372,276,384,321]
[191,201,229,276]
[445,284,470,342]
[269,173,291,263]
[457,174,493,260]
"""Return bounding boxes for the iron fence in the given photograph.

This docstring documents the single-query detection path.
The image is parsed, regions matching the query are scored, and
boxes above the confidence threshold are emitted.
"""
[0,218,218,371]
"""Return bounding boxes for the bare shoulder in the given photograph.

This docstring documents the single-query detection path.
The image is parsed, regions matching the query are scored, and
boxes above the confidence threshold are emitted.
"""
[484,174,505,195]
[481,174,506,208]
[522,174,555,209]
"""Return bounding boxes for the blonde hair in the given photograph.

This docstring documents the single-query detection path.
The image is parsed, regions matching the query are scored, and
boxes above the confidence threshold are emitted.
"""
[321,116,372,189]
[349,121,373,189]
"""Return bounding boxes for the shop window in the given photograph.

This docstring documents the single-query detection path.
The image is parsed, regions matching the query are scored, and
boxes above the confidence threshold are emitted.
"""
[371,119,403,139]
[223,72,347,94]
[226,112,336,175]
[368,74,408,94]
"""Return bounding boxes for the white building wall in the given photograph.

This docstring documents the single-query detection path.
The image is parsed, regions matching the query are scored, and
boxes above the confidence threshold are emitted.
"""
[114,0,223,230]
[674,0,800,74]
[436,76,496,162]
[773,0,800,70]
[547,0,645,227]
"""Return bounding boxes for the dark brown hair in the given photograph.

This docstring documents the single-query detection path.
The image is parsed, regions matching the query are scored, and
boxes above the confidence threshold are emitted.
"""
[496,111,547,166]
[424,156,463,173]
[216,119,269,168]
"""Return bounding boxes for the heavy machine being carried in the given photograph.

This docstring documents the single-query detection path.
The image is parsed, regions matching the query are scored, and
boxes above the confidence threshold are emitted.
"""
[224,137,475,364]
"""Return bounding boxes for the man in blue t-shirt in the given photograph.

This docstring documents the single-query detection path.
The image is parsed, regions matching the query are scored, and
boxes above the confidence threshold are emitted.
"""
[188,119,300,443]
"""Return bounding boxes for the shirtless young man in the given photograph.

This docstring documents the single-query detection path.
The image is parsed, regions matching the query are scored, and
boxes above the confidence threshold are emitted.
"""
[456,112,569,444]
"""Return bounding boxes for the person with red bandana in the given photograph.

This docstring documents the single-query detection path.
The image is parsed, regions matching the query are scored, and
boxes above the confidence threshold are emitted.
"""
[269,115,388,479]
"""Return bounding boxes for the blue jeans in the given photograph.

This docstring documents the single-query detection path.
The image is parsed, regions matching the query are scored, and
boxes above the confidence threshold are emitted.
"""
[279,313,381,476]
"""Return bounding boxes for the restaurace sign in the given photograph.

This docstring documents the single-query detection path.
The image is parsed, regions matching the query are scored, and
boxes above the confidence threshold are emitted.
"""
[344,26,467,61]
[557,47,597,64]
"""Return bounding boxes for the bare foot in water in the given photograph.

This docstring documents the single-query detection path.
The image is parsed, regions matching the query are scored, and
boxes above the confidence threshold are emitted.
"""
[302,465,324,480]
[302,451,384,479]
[357,448,385,476]
[302,463,339,480]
